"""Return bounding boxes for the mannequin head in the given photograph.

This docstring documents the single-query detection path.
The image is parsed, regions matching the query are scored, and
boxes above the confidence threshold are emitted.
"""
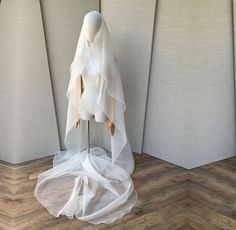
[83,11,102,45]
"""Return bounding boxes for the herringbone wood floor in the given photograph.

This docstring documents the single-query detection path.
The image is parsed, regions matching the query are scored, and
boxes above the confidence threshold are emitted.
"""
[1,153,236,230]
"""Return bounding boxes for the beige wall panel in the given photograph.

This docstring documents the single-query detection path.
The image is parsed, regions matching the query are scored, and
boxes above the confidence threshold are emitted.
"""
[143,0,236,169]
[101,0,156,153]
[40,0,99,149]
[0,0,60,163]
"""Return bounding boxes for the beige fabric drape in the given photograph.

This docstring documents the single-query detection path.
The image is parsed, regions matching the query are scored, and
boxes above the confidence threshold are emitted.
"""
[0,0,60,163]
[143,0,236,169]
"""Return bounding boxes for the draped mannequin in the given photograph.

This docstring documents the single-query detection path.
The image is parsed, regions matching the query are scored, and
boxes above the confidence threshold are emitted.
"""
[75,11,110,125]
[34,11,137,224]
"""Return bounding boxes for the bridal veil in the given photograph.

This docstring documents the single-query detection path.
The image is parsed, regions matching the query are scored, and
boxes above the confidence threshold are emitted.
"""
[34,11,137,224]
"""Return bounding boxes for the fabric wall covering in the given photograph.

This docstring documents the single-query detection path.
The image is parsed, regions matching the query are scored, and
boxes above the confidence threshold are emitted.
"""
[143,0,236,168]
[0,0,236,168]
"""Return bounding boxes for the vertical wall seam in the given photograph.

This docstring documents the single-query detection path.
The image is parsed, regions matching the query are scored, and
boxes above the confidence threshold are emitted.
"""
[140,0,159,154]
[232,0,236,150]
[99,0,101,13]
[39,0,61,149]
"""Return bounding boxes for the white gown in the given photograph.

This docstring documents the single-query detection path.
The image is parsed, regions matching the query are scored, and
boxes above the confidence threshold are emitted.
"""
[34,11,137,225]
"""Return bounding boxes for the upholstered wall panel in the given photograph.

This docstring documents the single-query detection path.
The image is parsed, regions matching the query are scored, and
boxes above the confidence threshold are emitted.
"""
[40,0,100,149]
[233,0,236,139]
[1,0,236,168]
[101,0,156,153]
[0,0,60,163]
[143,0,236,169]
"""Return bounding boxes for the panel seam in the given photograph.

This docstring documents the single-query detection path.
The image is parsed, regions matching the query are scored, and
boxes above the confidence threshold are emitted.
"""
[39,0,61,150]
[232,0,236,150]
[141,0,159,154]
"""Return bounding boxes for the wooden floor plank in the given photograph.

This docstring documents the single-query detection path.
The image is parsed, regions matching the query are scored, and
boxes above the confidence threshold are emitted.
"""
[1,153,236,229]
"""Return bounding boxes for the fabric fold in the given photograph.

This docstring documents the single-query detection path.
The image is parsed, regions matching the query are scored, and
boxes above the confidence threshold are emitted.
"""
[34,11,137,224]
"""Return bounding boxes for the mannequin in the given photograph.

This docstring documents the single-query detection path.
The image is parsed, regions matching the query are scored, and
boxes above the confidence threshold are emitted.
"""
[75,12,115,135]
[34,11,137,225]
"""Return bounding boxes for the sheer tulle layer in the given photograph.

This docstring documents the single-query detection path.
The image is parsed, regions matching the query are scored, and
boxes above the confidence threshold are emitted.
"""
[34,147,137,224]
[34,11,137,224]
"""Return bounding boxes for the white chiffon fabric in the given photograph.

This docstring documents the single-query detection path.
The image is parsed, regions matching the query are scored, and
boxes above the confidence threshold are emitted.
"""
[34,11,137,224]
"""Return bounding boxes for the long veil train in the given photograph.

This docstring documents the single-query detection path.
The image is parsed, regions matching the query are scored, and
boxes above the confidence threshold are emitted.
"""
[34,11,137,224]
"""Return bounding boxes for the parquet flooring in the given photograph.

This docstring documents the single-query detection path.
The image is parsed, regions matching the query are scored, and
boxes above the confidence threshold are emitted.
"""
[1,153,236,229]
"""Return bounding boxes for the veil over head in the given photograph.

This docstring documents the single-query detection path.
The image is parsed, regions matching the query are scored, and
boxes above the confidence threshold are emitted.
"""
[34,11,137,224]
[56,10,134,174]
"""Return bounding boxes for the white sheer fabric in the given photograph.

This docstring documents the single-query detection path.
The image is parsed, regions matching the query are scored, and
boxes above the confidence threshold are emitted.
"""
[34,11,137,224]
